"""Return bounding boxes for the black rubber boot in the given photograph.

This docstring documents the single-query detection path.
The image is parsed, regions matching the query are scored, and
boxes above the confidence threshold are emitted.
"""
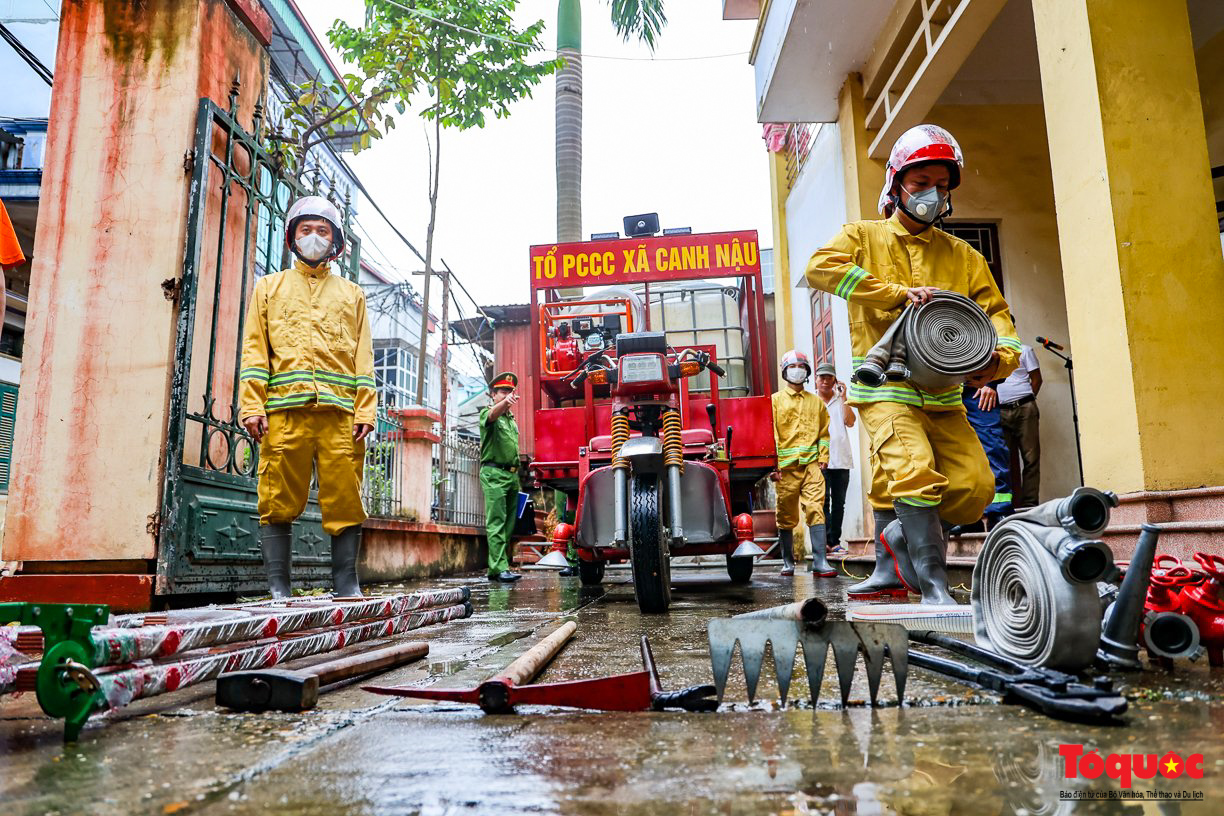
[260,523,293,600]
[847,509,906,596]
[778,528,795,575]
[330,525,363,597]
[809,524,836,576]
[893,503,957,605]
[880,519,920,592]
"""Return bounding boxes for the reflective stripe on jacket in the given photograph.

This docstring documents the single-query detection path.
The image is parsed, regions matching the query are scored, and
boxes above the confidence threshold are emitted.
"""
[772,389,830,469]
[239,260,376,424]
[805,214,1021,412]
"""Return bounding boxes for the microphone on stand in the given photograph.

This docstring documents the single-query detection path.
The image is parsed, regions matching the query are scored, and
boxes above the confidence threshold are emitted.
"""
[1036,336,1064,351]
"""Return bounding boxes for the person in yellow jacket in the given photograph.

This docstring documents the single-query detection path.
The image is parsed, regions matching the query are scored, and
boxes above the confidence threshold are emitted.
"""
[239,195,376,598]
[806,125,1021,604]
[771,350,836,578]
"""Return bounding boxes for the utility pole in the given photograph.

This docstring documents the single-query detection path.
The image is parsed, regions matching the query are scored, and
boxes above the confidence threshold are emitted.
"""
[436,263,452,521]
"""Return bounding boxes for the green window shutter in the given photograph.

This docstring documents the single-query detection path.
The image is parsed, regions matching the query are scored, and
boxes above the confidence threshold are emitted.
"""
[0,382,17,493]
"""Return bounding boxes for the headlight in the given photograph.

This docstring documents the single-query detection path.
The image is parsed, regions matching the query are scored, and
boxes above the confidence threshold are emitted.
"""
[619,353,664,384]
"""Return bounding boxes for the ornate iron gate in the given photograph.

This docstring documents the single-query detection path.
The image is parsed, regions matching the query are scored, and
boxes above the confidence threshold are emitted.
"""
[156,91,361,595]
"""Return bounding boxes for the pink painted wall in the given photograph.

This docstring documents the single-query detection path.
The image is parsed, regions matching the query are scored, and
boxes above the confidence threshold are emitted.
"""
[2,1,269,562]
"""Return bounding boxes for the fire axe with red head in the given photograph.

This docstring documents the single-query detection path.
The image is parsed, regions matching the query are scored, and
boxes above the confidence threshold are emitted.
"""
[364,621,717,713]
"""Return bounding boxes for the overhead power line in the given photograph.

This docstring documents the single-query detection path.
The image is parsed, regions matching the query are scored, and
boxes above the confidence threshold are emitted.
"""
[0,21,53,85]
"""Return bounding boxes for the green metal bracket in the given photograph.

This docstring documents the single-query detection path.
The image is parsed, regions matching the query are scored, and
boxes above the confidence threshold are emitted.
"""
[0,602,110,742]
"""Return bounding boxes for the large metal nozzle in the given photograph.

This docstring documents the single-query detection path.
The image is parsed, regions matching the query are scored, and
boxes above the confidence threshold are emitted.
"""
[1016,486,1118,538]
[1097,524,1160,670]
[734,598,828,626]
[1143,611,1202,661]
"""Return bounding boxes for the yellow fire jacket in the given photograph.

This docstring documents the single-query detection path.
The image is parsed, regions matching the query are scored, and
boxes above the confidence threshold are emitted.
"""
[805,214,1021,412]
[239,260,377,425]
[772,389,830,469]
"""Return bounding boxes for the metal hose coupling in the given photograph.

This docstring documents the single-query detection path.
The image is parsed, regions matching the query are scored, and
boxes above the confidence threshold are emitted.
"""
[1004,487,1118,584]
[854,291,997,391]
[970,489,1122,671]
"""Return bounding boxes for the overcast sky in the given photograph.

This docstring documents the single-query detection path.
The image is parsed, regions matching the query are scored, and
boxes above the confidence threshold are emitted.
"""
[295,0,771,314]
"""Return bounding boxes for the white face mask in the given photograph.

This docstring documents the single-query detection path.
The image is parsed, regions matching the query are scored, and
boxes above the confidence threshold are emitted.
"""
[783,366,807,385]
[295,233,331,262]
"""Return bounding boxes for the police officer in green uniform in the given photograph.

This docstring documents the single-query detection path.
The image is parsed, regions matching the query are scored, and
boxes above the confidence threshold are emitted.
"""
[480,372,523,583]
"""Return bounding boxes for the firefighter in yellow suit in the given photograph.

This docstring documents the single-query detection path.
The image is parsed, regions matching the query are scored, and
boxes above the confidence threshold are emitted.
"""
[806,125,1021,604]
[239,196,376,599]
[772,350,836,578]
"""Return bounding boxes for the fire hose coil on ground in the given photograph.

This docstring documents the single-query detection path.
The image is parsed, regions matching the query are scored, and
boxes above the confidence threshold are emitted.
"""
[856,291,997,391]
[971,520,1104,671]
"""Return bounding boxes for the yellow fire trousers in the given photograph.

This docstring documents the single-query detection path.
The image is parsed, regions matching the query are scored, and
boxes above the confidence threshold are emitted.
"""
[775,462,826,531]
[859,401,993,526]
[257,407,367,535]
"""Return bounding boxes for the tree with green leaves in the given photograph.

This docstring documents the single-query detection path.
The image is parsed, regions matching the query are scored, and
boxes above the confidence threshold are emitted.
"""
[606,0,668,49]
[282,0,560,404]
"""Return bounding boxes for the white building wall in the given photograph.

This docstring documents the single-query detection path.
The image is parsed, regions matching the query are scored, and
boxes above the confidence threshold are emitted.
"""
[781,123,867,541]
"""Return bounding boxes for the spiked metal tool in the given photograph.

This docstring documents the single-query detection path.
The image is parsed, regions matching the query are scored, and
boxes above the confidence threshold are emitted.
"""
[707,607,908,706]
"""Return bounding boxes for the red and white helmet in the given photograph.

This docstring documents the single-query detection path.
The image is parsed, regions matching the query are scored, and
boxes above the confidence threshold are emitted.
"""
[877,125,964,214]
[780,349,811,379]
[285,195,346,262]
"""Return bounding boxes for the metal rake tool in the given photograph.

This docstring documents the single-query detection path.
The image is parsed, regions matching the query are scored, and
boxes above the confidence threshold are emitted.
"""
[707,613,908,706]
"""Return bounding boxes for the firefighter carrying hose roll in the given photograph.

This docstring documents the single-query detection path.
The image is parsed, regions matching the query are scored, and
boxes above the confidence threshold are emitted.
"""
[771,350,836,578]
[805,124,1022,604]
[239,195,376,599]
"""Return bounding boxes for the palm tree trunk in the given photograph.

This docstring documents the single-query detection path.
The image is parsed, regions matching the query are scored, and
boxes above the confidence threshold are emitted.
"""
[556,0,582,244]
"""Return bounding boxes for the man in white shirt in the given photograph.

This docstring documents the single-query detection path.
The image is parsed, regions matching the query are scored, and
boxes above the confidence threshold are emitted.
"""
[814,363,856,554]
[998,343,1043,507]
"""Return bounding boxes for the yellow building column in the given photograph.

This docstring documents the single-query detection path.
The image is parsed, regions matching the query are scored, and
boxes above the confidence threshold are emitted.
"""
[767,149,794,359]
[838,74,885,222]
[1031,0,1224,493]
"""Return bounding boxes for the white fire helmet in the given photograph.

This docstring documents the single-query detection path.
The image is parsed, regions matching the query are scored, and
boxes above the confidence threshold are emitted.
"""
[877,125,964,214]
[285,195,346,263]
[780,349,812,383]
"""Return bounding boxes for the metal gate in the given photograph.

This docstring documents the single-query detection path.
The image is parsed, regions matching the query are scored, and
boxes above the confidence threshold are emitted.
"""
[156,91,360,595]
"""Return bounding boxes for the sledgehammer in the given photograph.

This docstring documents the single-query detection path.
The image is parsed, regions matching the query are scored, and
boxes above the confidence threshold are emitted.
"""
[217,640,429,712]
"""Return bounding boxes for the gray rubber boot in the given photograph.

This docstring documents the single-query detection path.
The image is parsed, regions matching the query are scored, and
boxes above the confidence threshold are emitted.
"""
[778,528,795,575]
[330,525,363,597]
[809,524,836,576]
[847,509,906,596]
[259,523,293,600]
[893,503,957,605]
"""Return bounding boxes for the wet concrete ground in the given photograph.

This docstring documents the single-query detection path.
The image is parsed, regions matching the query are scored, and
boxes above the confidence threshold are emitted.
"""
[3,565,1224,815]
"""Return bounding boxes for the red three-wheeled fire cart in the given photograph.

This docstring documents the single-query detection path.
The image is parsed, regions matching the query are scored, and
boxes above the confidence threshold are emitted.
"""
[526,230,779,612]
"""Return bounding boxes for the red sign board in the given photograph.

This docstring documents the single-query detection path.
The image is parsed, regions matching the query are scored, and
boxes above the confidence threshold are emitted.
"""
[529,230,761,290]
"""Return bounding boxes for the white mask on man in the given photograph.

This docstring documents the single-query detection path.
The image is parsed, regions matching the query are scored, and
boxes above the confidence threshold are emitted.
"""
[295,233,331,261]
[783,366,808,385]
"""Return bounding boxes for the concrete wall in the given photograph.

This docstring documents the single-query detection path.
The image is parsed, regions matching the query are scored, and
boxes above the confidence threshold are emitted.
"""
[929,102,1080,501]
[2,0,269,562]
[360,519,485,581]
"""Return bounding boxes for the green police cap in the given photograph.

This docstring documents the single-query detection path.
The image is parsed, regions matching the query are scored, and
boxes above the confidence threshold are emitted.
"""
[490,372,518,391]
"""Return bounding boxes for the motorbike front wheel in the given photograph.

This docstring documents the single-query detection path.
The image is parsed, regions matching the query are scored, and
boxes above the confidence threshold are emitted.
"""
[629,474,671,613]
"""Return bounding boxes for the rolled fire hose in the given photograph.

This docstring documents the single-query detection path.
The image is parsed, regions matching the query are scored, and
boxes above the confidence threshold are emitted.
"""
[856,291,997,391]
[971,489,1119,671]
